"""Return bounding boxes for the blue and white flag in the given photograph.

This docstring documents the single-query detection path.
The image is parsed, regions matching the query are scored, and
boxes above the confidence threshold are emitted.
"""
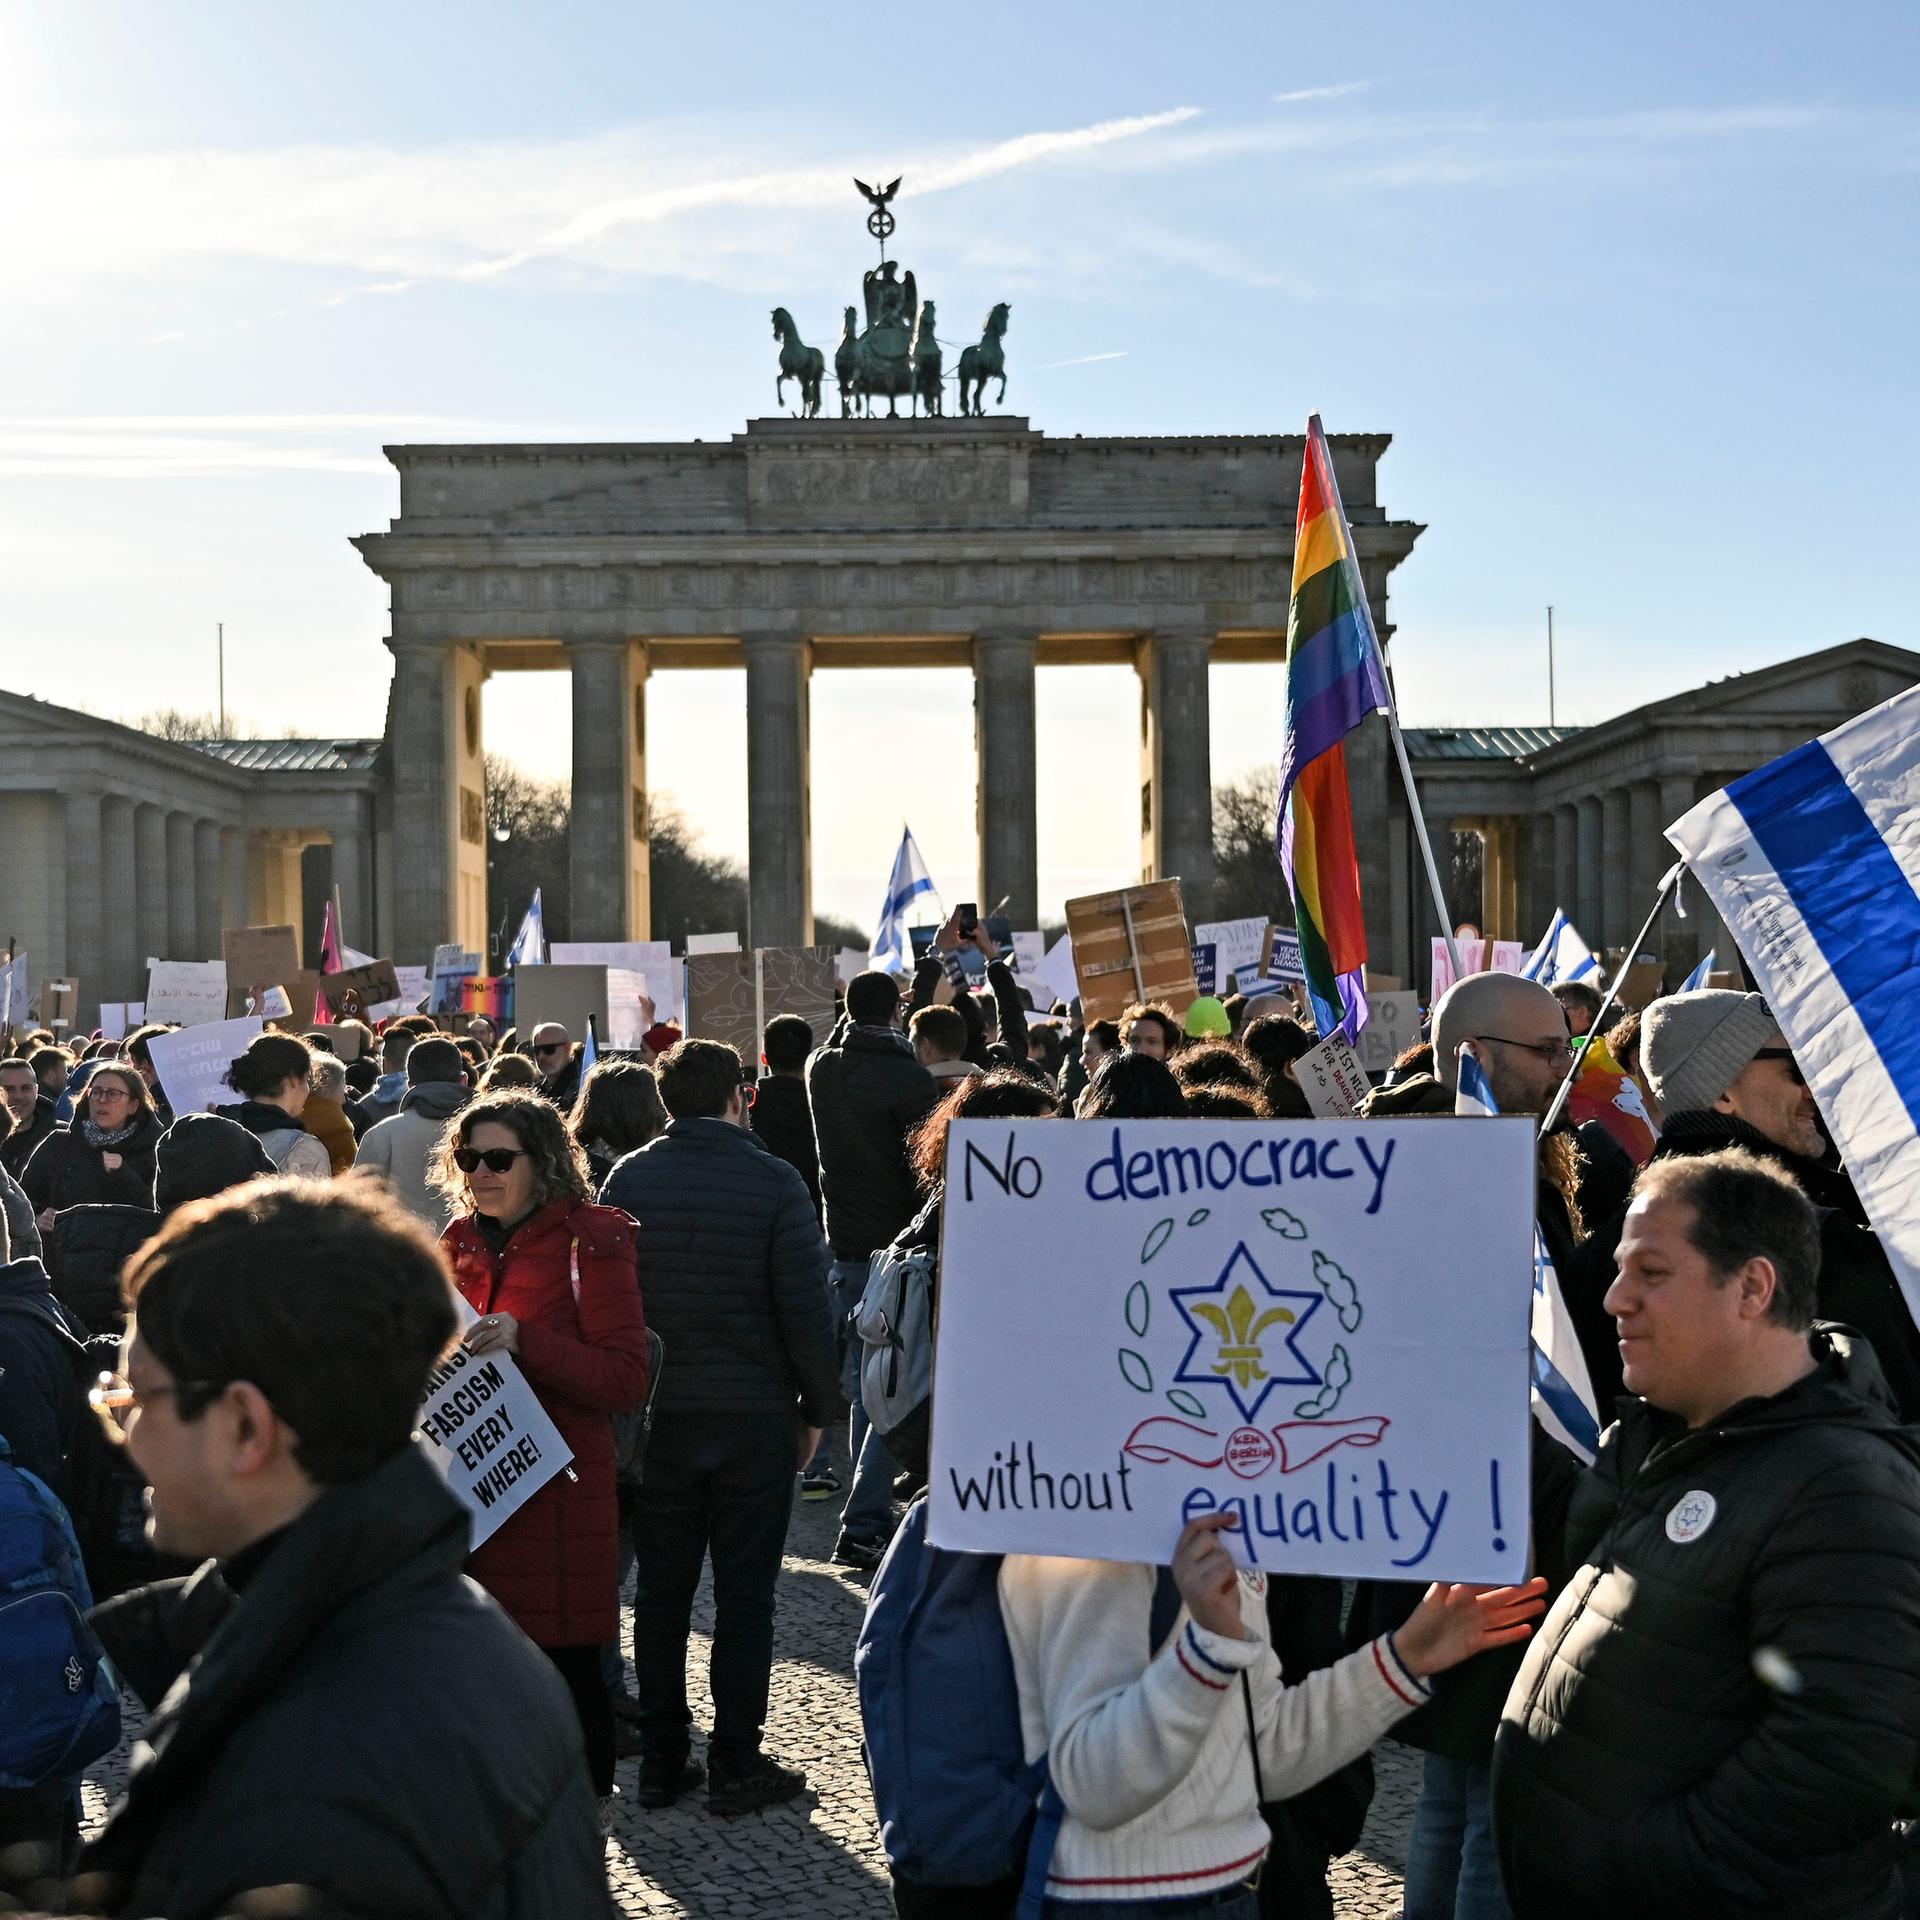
[870,826,938,976]
[1669,684,1920,1314]
[581,1015,599,1075]
[1457,1043,1603,1463]
[1680,948,1717,993]
[507,888,546,968]
[1520,908,1600,986]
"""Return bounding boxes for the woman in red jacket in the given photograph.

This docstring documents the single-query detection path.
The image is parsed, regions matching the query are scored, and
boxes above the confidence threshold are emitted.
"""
[432,1090,650,1808]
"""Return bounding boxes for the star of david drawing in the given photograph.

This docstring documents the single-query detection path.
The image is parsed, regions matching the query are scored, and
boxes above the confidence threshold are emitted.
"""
[1170,1242,1323,1423]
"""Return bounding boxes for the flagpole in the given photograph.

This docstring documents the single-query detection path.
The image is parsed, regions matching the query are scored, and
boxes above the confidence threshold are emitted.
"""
[1308,413,1462,983]
[1538,861,1684,1137]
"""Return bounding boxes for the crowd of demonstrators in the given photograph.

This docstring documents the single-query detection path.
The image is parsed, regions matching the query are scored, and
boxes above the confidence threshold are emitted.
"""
[603,1040,839,1815]
[532,1021,585,1107]
[300,1051,359,1172]
[353,1034,476,1230]
[567,1058,668,1189]
[215,1032,332,1180]
[805,968,942,1565]
[23,1064,164,1228]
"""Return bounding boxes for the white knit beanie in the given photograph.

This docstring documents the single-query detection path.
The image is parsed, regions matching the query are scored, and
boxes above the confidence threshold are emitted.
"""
[1642,990,1778,1115]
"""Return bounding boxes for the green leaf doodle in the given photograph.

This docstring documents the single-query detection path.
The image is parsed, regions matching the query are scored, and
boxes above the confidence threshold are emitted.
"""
[1187,1208,1210,1227]
[1293,1344,1352,1419]
[1119,1349,1153,1393]
[1141,1218,1174,1263]
[1261,1207,1308,1240]
[1312,1251,1364,1332]
[1168,1390,1207,1418]
[1124,1281,1150,1337]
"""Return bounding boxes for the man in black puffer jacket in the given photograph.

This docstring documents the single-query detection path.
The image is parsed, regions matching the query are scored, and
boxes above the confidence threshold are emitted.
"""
[805,969,941,1568]
[1494,1148,1920,1920]
[70,1177,606,1920]
[603,1039,840,1817]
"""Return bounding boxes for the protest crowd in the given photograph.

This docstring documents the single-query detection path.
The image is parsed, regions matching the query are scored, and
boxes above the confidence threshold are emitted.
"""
[2,418,1916,1919]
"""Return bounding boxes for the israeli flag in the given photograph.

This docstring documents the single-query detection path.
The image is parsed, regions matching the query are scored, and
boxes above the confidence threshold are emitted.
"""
[1680,948,1717,993]
[1457,1043,1602,1463]
[581,1015,599,1075]
[1669,683,1920,1316]
[1521,908,1600,986]
[870,826,938,976]
[507,888,546,968]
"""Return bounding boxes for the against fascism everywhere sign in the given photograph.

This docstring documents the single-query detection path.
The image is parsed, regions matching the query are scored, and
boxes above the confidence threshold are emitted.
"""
[415,1318,573,1548]
[928,1117,1535,1582]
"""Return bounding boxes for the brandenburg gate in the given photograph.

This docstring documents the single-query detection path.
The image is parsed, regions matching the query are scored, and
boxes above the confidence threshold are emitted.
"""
[353,416,1422,961]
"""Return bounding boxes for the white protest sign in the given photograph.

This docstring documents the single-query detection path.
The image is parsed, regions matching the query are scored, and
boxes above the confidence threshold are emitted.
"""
[1490,940,1525,975]
[1194,917,1269,981]
[391,965,430,1014]
[1430,937,1528,1002]
[98,1003,130,1041]
[0,953,27,1027]
[146,960,229,1026]
[1294,1033,1372,1118]
[1012,931,1047,982]
[148,1016,262,1116]
[1031,936,1078,1012]
[1357,991,1422,1075]
[551,941,681,1029]
[836,947,867,988]
[928,1117,1535,1580]
[686,931,742,955]
[606,967,651,1049]
[414,1308,573,1548]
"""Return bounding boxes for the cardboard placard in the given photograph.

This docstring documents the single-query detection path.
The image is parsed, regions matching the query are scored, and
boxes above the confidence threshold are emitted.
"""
[318,961,401,1023]
[37,978,80,1034]
[550,941,681,1030]
[222,926,300,1017]
[1617,961,1664,1010]
[148,1016,263,1117]
[1064,881,1197,1025]
[510,964,610,1045]
[415,1303,574,1549]
[685,948,836,1060]
[927,1116,1536,1579]
[1357,991,1423,1076]
[1295,1032,1372,1118]
[145,962,227,1027]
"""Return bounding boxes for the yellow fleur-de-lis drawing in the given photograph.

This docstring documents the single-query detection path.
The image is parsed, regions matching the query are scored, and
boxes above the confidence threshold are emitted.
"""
[1187,1283,1297,1389]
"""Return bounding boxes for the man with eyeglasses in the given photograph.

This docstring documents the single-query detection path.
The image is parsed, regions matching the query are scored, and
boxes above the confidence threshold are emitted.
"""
[74,1178,609,1918]
[530,1022,583,1111]
[1571,989,1920,1420]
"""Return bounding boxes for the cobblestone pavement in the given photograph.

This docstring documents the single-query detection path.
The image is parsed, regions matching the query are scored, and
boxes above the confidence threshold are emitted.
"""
[84,1434,1416,1917]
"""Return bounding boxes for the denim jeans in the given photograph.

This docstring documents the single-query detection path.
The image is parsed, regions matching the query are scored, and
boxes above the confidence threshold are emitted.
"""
[1402,1752,1512,1920]
[830,1253,897,1548]
[629,1409,798,1771]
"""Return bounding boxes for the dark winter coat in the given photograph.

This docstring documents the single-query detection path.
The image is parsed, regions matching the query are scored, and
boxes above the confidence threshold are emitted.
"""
[0,1256,87,1493]
[539,1048,583,1113]
[79,1444,608,1920]
[20,1110,162,1216]
[51,1203,159,1335]
[1494,1330,1920,1919]
[909,954,1033,1075]
[602,1116,840,1426]
[805,1024,941,1259]
[0,1094,57,1179]
[750,1073,821,1218]
[441,1197,649,1648]
[0,1163,41,1263]
[1569,1108,1920,1418]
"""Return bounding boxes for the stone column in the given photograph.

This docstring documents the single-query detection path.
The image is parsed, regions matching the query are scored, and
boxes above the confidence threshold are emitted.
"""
[568,639,651,941]
[973,632,1039,928]
[1552,804,1577,919]
[1626,782,1662,952]
[743,632,813,948]
[1658,774,1702,977]
[194,822,223,964]
[386,641,488,962]
[135,805,169,968]
[102,799,139,1006]
[1137,629,1214,921]
[63,792,105,1027]
[166,812,198,960]
[1574,797,1604,942]
[1600,788,1630,948]
[329,804,371,953]
[219,828,249,934]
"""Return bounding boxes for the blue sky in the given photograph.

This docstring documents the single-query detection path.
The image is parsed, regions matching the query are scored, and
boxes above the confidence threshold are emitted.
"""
[4,1,1915,928]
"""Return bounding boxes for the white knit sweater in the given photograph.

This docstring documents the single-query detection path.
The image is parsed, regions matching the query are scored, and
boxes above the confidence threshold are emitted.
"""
[998,1554,1430,1903]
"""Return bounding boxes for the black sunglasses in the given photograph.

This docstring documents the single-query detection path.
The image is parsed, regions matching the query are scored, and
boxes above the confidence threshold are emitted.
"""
[1751,1046,1806,1087]
[454,1145,530,1174]
[535,1042,567,1057]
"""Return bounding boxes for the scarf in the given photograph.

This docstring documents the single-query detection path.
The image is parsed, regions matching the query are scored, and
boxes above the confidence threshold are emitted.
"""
[80,1114,141,1151]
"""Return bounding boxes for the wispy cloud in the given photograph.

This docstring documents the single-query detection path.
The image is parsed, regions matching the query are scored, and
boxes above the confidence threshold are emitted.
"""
[1041,350,1129,369]
[1273,81,1373,105]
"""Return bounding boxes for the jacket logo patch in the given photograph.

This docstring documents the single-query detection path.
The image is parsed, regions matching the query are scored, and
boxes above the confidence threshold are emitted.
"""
[1665,1490,1717,1544]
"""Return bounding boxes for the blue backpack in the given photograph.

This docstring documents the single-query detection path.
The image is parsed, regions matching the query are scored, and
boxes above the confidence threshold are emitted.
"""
[0,1437,122,1790]
[856,1499,1179,1916]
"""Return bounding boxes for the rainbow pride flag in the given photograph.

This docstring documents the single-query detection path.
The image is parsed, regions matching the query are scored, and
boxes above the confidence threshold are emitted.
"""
[1277,416,1392,1042]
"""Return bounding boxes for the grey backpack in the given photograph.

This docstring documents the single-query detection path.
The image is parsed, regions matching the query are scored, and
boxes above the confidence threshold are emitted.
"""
[856,1239,938,1439]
